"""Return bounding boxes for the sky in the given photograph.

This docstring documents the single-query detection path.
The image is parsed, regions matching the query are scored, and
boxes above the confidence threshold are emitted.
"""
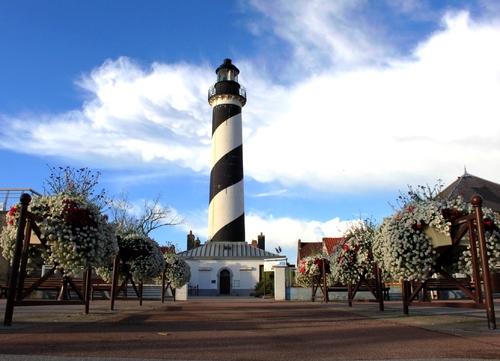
[1,0,500,265]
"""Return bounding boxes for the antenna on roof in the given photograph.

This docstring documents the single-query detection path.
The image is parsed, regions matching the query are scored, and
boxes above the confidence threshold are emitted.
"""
[464,165,468,175]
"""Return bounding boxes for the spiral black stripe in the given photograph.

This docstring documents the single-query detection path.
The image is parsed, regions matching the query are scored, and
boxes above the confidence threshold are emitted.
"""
[209,145,243,201]
[210,213,245,243]
[212,104,241,135]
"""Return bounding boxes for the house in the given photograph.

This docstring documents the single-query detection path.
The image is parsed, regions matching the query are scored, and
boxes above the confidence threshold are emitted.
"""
[178,233,282,296]
[296,237,343,264]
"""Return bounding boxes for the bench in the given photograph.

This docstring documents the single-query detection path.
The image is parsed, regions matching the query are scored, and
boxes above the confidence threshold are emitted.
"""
[329,281,391,301]
[0,282,8,298]
[90,279,114,300]
[413,277,475,300]
[0,277,63,299]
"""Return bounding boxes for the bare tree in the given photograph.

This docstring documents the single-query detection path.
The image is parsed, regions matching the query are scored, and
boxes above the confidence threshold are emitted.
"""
[43,166,184,237]
[109,191,185,236]
[43,165,109,210]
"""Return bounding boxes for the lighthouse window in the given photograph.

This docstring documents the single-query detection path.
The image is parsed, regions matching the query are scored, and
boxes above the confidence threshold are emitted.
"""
[217,69,238,82]
[218,69,229,82]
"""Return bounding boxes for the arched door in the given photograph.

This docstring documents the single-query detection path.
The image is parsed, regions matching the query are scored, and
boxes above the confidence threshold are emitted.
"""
[220,269,231,295]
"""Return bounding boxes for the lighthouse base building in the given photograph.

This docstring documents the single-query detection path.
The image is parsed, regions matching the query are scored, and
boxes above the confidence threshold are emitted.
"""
[178,234,281,296]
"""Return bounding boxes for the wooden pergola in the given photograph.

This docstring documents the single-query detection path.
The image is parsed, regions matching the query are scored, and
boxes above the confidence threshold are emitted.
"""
[3,194,91,326]
[401,195,496,329]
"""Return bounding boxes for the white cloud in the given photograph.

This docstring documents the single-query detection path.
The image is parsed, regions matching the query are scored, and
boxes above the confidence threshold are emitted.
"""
[245,212,351,264]
[249,0,392,74]
[0,58,214,173]
[244,10,500,192]
[1,10,500,197]
[253,189,288,198]
[174,206,353,264]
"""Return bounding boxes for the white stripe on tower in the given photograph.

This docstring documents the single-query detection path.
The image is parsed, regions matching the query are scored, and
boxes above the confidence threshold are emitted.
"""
[211,112,242,165]
[207,59,246,243]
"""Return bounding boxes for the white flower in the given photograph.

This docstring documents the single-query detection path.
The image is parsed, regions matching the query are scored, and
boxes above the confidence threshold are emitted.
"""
[329,219,378,284]
[373,194,500,282]
[295,255,331,287]
[163,253,191,289]
[96,233,165,283]
[1,194,118,276]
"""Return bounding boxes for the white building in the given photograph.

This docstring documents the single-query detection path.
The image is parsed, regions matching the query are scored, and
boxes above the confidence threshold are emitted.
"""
[178,241,281,296]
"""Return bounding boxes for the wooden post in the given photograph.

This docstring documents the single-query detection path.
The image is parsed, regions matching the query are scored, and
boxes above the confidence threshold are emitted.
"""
[84,268,91,314]
[4,193,31,326]
[110,254,120,311]
[161,271,166,303]
[374,263,384,311]
[402,280,410,315]
[322,261,328,303]
[471,195,496,330]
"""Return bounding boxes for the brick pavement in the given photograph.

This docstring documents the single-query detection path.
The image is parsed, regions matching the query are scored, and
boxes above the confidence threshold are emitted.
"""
[0,297,499,360]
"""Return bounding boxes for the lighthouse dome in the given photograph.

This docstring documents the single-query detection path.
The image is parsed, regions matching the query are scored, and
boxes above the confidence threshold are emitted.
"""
[216,58,240,82]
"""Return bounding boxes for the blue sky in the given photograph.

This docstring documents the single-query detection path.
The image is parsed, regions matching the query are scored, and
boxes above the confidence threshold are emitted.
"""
[1,0,500,264]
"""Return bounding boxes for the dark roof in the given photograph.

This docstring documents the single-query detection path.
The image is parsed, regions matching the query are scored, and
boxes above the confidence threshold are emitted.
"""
[177,241,280,260]
[440,171,500,212]
[216,58,239,75]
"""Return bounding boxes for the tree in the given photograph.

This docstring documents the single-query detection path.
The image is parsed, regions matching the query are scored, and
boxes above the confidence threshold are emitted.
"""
[43,165,109,210]
[109,191,185,236]
[43,165,184,237]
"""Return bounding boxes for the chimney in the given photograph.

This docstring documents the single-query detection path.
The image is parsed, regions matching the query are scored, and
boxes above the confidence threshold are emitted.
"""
[187,230,195,250]
[251,239,258,248]
[258,232,265,250]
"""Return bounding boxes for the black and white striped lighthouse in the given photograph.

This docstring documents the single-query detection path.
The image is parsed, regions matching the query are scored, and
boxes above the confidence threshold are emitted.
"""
[207,59,247,243]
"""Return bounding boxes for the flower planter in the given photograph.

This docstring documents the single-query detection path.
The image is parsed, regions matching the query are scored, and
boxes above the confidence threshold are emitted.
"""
[423,226,452,248]
[424,226,469,249]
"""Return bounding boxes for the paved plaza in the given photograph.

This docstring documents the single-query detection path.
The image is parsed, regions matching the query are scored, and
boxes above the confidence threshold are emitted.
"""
[0,297,499,360]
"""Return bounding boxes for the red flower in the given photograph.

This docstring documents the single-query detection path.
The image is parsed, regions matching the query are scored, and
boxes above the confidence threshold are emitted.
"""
[411,222,423,231]
[483,218,497,233]
[61,199,98,230]
[8,206,17,216]
[442,208,460,222]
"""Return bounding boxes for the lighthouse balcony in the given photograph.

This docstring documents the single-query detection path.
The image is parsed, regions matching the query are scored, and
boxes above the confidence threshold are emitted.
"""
[208,81,246,102]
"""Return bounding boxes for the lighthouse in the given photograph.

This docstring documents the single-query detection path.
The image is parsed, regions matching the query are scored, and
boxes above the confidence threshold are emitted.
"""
[177,60,284,296]
[207,59,247,243]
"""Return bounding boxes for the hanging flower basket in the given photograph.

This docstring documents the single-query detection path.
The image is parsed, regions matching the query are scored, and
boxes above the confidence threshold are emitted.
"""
[330,219,377,285]
[163,253,191,289]
[373,185,500,281]
[96,233,165,284]
[1,193,118,276]
[295,255,331,287]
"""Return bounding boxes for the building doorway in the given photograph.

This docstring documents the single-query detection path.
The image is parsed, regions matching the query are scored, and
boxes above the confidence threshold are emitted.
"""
[219,269,231,294]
